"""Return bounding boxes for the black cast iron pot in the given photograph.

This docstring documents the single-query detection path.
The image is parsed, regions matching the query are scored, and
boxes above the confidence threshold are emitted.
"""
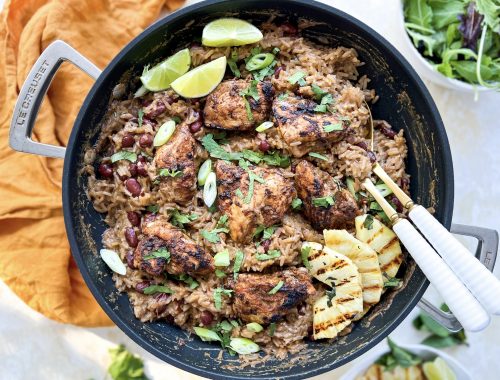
[9,0,458,378]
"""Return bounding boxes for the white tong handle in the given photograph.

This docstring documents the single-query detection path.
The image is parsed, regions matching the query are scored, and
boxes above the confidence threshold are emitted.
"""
[393,219,490,332]
[410,205,500,315]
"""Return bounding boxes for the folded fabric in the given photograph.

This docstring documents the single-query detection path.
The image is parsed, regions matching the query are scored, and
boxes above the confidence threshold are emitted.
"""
[0,0,184,327]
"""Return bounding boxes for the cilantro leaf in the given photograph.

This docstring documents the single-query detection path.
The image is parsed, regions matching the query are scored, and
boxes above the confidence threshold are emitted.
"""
[201,134,242,161]
[137,110,144,129]
[158,168,183,178]
[143,248,171,262]
[363,214,375,230]
[227,50,241,77]
[291,198,303,210]
[233,250,244,280]
[213,288,233,310]
[143,285,174,295]
[288,71,306,85]
[323,123,343,132]
[111,151,137,163]
[326,287,336,307]
[308,152,329,161]
[312,196,335,208]
[169,209,198,228]
[255,249,281,261]
[301,246,311,270]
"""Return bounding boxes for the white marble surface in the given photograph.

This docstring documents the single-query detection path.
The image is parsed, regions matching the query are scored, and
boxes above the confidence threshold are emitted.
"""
[1,0,499,379]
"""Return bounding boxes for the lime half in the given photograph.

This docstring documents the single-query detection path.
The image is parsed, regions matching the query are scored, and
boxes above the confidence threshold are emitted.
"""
[423,358,457,380]
[202,18,263,47]
[140,48,191,91]
[171,56,227,98]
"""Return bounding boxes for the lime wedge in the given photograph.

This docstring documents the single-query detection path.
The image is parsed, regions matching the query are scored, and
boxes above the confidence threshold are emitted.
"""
[171,56,227,98]
[423,358,457,380]
[202,18,263,47]
[140,48,191,91]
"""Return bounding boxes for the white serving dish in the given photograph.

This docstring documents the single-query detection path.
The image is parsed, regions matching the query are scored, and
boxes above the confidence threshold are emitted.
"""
[397,1,492,93]
[340,342,471,380]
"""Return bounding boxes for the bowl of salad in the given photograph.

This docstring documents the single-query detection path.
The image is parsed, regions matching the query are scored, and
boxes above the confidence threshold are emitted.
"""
[400,0,500,93]
[340,338,470,380]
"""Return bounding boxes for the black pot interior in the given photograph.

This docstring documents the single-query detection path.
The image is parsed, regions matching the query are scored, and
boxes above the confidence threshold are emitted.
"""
[63,0,454,379]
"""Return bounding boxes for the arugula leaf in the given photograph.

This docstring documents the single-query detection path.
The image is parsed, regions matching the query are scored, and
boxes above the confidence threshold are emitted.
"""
[476,0,500,33]
[111,151,137,163]
[201,134,242,161]
[268,280,284,295]
[143,248,171,262]
[233,250,244,280]
[169,209,198,228]
[143,285,174,295]
[158,168,182,178]
[312,196,335,208]
[255,249,281,261]
[108,345,148,380]
[308,152,329,161]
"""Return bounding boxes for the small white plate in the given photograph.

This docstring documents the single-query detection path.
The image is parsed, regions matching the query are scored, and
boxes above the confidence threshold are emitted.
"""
[340,342,471,380]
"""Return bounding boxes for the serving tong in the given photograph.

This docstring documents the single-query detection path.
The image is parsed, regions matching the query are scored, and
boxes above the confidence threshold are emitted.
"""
[363,109,500,332]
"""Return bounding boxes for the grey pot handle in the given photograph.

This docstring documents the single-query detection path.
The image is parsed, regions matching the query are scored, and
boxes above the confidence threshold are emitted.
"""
[9,40,102,159]
[418,223,499,332]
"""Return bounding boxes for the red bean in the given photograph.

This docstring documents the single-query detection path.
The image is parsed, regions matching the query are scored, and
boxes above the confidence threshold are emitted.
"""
[126,251,136,269]
[145,101,166,118]
[127,211,141,226]
[355,141,368,151]
[367,151,377,163]
[189,121,203,133]
[125,227,138,248]
[164,96,175,105]
[281,22,298,35]
[137,161,148,177]
[141,99,153,107]
[274,65,284,79]
[136,281,151,293]
[98,163,113,178]
[125,178,142,197]
[258,140,271,152]
[138,155,147,163]
[129,163,138,177]
[139,133,153,148]
[380,126,397,139]
[200,310,214,326]
[261,239,271,252]
[122,133,135,148]
[400,177,410,191]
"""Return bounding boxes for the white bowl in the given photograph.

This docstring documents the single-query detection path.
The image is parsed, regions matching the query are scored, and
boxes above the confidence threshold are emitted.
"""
[397,1,492,93]
[340,342,471,380]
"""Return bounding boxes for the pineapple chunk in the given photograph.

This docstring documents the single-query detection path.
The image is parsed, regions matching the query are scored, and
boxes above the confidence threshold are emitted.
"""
[302,242,363,339]
[324,229,383,305]
[355,215,403,279]
[356,364,425,380]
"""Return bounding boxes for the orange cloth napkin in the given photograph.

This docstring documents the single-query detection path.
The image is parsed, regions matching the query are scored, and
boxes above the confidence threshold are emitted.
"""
[0,0,184,326]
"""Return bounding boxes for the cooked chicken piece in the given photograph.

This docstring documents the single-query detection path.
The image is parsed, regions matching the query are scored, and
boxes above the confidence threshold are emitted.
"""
[215,160,296,243]
[272,94,347,157]
[295,160,359,231]
[204,79,274,130]
[154,123,200,205]
[133,219,214,276]
[232,268,316,324]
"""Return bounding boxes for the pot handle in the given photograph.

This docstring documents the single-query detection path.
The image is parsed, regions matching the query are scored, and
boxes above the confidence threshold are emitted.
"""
[418,223,499,332]
[9,40,102,159]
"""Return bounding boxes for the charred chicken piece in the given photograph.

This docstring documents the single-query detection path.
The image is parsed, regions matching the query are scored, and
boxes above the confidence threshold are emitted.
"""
[232,268,316,324]
[215,160,296,243]
[154,123,201,205]
[295,160,359,231]
[133,219,214,276]
[272,94,346,157]
[204,79,274,130]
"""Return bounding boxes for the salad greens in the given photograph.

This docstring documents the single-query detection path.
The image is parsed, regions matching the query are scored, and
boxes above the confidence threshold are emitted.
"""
[108,344,148,380]
[404,0,500,89]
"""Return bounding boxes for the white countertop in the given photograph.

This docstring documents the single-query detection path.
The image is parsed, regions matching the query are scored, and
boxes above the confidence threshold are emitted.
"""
[1,0,499,379]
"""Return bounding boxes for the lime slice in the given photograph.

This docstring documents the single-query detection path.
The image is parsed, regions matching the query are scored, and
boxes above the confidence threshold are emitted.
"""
[202,18,263,47]
[171,56,227,98]
[140,48,191,91]
[423,358,457,380]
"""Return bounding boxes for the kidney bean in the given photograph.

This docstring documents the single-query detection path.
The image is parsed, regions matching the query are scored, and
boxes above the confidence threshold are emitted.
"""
[367,151,377,163]
[164,96,175,105]
[135,281,151,293]
[189,121,203,133]
[138,155,147,163]
[127,211,141,226]
[129,163,138,177]
[126,250,136,269]
[258,140,271,153]
[391,195,404,213]
[281,22,298,35]
[139,133,153,148]
[274,65,284,79]
[125,178,142,197]
[154,292,170,302]
[355,141,368,151]
[400,177,410,191]
[121,133,135,148]
[200,310,214,326]
[145,101,166,118]
[98,163,113,178]
[141,98,153,107]
[261,239,271,252]
[380,126,397,139]
[143,212,157,224]
[125,227,138,248]
[137,160,148,177]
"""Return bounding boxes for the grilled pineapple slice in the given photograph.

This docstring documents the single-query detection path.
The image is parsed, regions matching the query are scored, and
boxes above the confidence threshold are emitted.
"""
[356,364,425,380]
[355,215,403,279]
[302,242,363,339]
[324,229,383,305]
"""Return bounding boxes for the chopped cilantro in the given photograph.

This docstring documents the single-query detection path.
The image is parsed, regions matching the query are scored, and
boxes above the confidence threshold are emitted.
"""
[383,272,402,288]
[269,323,276,336]
[363,214,375,230]
[314,93,334,113]
[213,288,233,310]
[146,204,159,214]
[326,287,336,307]
[215,269,227,278]
[176,273,199,289]
[143,248,171,262]
[169,209,198,228]
[291,198,303,210]
[288,71,306,86]
[301,246,311,270]
[240,80,260,101]
[268,280,284,295]
[308,152,329,161]
[311,84,327,100]
[312,196,335,208]
[111,151,137,163]
[143,285,174,295]
[227,50,241,77]
[277,93,289,101]
[201,215,230,243]
[262,151,291,167]
[323,123,343,132]
[201,134,242,161]
[242,97,253,122]
[158,168,183,178]
[255,249,281,261]
[137,109,144,128]
[233,250,244,280]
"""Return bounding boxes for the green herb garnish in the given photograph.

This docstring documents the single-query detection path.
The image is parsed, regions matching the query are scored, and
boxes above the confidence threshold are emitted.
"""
[255,249,281,261]
[288,71,307,86]
[277,93,289,101]
[268,280,284,295]
[213,288,233,310]
[201,134,242,161]
[214,249,230,267]
[143,248,171,262]
[383,272,402,288]
[201,215,230,243]
[137,109,144,128]
[215,269,227,278]
[323,123,343,132]
[146,204,159,214]
[308,152,329,161]
[363,214,375,230]
[268,323,276,336]
[143,285,174,295]
[169,209,198,228]
[301,246,311,269]
[233,250,244,280]
[314,93,334,113]
[376,338,421,370]
[158,168,183,178]
[111,151,137,163]
[291,198,303,210]
[227,50,241,78]
[326,287,336,308]
[311,84,328,100]
[312,196,335,208]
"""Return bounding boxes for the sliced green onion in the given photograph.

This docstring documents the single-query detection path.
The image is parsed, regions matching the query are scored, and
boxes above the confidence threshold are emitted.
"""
[203,172,217,207]
[153,120,176,147]
[193,327,221,342]
[268,280,284,295]
[245,53,274,71]
[229,337,260,355]
[375,183,393,197]
[99,249,126,275]
[197,159,212,186]
[246,322,264,333]
[214,249,230,267]
[255,121,274,132]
